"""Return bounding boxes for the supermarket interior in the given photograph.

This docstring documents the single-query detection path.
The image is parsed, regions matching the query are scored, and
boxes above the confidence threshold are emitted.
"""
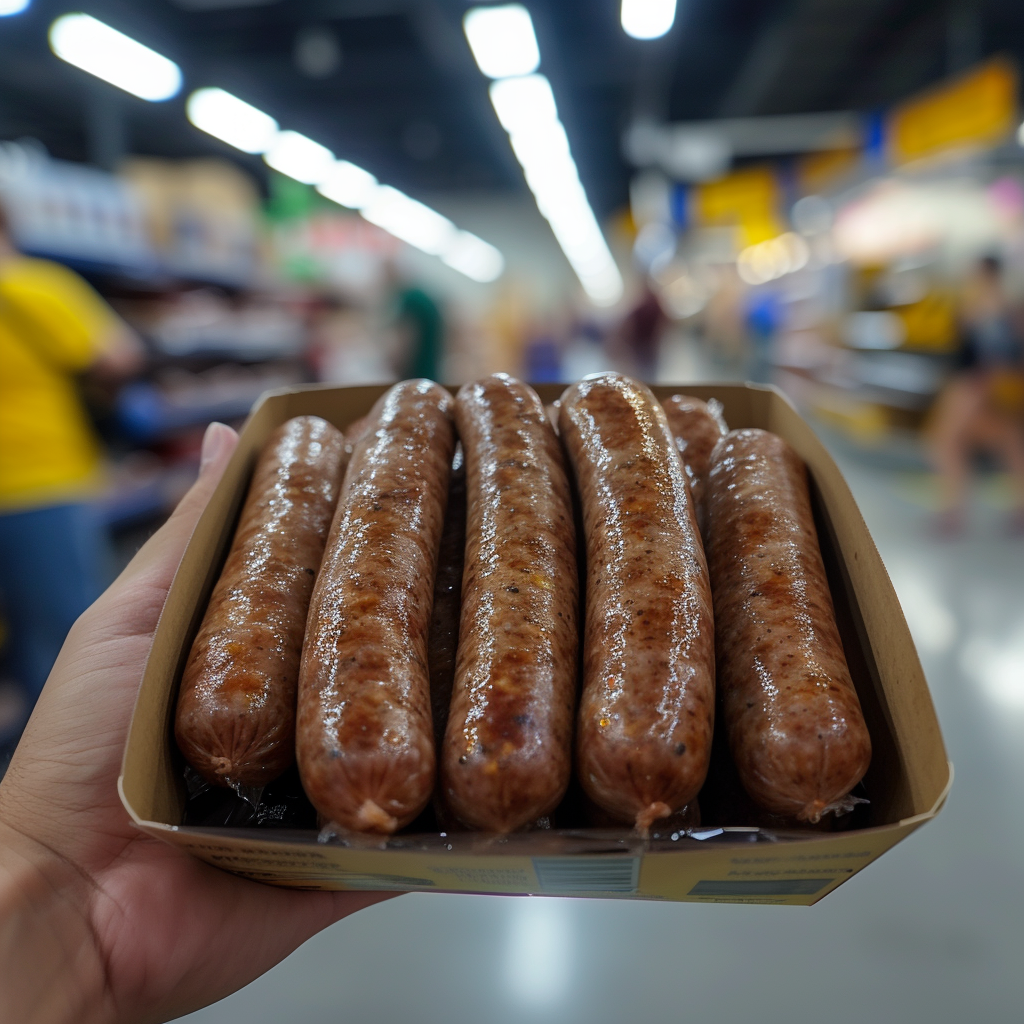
[1,0,1024,1021]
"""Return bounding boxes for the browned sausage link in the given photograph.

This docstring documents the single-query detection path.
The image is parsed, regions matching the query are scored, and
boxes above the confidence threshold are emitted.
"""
[175,415,348,788]
[704,428,872,822]
[660,394,727,519]
[297,380,455,833]
[428,443,466,748]
[442,374,578,832]
[559,373,715,833]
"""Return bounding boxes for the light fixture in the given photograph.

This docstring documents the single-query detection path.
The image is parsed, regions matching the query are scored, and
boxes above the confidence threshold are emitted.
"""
[488,77,623,304]
[186,88,278,154]
[360,186,457,256]
[316,160,378,209]
[621,0,677,40]
[489,74,559,134]
[475,39,621,302]
[263,130,335,184]
[49,13,182,101]
[442,231,505,282]
[0,0,31,17]
[463,4,540,80]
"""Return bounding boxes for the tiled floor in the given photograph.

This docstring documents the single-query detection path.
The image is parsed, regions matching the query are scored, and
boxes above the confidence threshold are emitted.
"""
[177,412,1024,1023]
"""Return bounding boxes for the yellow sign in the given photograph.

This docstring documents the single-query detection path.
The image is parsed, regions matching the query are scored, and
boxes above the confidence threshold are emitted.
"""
[692,166,782,245]
[888,58,1018,165]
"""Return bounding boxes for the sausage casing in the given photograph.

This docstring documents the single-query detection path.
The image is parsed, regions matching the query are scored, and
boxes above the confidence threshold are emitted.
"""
[442,375,579,832]
[175,415,347,787]
[559,373,715,832]
[660,394,727,522]
[297,380,455,833]
[704,428,872,821]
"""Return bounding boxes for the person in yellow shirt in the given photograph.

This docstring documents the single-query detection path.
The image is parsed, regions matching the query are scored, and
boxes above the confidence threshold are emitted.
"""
[0,201,142,734]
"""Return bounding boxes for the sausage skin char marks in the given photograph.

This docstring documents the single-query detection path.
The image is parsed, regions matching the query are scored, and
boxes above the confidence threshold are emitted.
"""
[559,373,716,833]
[442,374,579,832]
[704,428,872,822]
[175,415,348,788]
[297,379,456,834]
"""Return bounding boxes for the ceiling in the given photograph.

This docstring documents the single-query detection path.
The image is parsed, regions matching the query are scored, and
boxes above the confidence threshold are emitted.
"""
[1,0,1023,220]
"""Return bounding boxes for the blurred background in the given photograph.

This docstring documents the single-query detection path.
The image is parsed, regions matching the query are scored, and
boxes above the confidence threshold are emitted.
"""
[2,2,1024,1021]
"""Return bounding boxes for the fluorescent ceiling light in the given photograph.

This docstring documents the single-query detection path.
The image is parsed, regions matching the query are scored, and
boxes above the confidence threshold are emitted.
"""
[0,0,31,17]
[360,186,456,256]
[49,13,182,101]
[442,231,505,282]
[464,4,540,79]
[509,122,572,170]
[621,0,677,40]
[316,160,379,209]
[489,74,558,134]
[475,31,623,302]
[264,130,335,184]
[186,88,278,154]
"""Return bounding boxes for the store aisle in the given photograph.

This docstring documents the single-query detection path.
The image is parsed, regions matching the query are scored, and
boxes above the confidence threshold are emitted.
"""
[178,448,1024,1024]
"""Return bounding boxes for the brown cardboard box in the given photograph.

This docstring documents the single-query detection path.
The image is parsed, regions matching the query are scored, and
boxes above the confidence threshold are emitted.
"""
[119,382,951,906]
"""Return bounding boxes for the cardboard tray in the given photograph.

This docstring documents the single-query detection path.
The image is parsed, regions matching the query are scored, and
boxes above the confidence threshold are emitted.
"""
[119,382,952,906]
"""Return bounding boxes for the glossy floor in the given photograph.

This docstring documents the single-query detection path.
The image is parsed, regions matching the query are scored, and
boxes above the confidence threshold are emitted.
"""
[178,427,1024,1024]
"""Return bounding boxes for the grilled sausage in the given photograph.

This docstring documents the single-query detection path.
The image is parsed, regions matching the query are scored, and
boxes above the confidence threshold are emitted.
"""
[704,428,871,822]
[660,394,727,524]
[297,380,456,833]
[175,415,347,788]
[559,373,715,833]
[442,374,578,832]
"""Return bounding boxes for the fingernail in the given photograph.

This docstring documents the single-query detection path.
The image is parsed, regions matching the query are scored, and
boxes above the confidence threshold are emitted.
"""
[200,422,230,473]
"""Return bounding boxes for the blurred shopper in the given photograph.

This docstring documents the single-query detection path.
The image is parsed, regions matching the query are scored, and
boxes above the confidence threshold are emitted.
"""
[745,288,782,384]
[927,256,1024,535]
[385,261,444,381]
[0,202,142,739]
[523,316,564,383]
[609,284,667,380]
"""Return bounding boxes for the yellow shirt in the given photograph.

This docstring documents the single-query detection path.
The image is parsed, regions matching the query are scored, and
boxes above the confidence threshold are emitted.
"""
[0,257,114,509]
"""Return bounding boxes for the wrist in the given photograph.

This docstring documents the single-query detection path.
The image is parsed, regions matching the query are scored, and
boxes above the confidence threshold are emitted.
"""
[0,822,111,1024]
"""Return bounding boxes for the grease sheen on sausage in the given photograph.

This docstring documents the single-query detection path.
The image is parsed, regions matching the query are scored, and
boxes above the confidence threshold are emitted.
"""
[442,374,579,832]
[175,415,347,788]
[559,373,716,833]
[704,428,871,821]
[297,380,455,834]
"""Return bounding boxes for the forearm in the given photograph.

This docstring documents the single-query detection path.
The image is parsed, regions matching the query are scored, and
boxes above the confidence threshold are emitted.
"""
[0,824,110,1024]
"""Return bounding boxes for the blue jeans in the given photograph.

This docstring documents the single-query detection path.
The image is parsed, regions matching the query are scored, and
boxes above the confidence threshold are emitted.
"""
[0,502,110,715]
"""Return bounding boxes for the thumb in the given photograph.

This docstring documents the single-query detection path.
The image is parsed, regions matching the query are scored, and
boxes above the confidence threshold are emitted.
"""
[119,421,239,593]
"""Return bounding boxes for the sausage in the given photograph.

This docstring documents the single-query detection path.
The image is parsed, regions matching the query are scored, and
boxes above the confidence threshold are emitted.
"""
[428,443,466,748]
[660,394,727,523]
[559,373,715,833]
[704,428,871,822]
[442,374,578,832]
[175,415,347,788]
[297,380,455,833]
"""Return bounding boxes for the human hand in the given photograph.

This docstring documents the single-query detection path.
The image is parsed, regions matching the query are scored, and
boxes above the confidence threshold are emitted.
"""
[0,423,396,1024]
